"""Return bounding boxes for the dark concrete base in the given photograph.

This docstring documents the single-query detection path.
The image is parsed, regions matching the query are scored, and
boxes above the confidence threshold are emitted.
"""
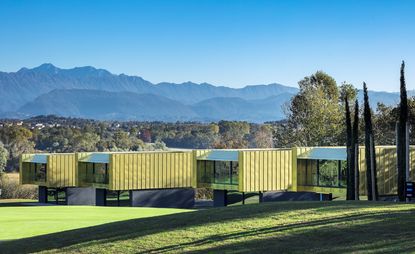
[262,191,332,202]
[38,186,48,203]
[65,187,107,206]
[96,188,107,206]
[130,188,195,208]
[213,190,228,207]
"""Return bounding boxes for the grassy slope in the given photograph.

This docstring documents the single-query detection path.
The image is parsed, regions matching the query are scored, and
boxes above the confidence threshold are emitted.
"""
[1,201,415,253]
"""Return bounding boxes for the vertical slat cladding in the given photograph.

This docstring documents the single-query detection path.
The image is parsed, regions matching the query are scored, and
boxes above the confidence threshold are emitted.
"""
[169,153,173,188]
[377,148,384,195]
[175,153,179,187]
[145,153,149,189]
[132,154,136,190]
[117,154,121,190]
[155,153,160,188]
[128,153,132,190]
[249,152,253,191]
[167,153,172,188]
[255,151,260,191]
[137,153,142,189]
[173,153,178,187]
[244,152,249,191]
[188,153,193,187]
[272,151,278,190]
[268,151,272,190]
[259,151,264,190]
[284,149,289,188]
[161,153,165,188]
[162,153,169,188]
[120,154,125,190]
[149,153,154,189]
[276,151,281,190]
[289,150,293,186]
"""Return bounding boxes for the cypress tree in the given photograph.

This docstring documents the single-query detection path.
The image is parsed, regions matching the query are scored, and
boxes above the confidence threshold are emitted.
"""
[352,99,359,200]
[397,61,408,201]
[345,96,353,200]
[363,82,378,201]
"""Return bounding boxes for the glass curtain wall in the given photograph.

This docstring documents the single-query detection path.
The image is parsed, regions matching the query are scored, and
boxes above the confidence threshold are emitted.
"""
[301,159,347,188]
[197,160,239,185]
[28,163,47,182]
[83,162,109,184]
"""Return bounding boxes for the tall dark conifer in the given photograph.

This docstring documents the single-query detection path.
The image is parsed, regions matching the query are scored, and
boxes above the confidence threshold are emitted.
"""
[397,61,408,201]
[352,99,359,200]
[345,96,353,200]
[363,82,378,201]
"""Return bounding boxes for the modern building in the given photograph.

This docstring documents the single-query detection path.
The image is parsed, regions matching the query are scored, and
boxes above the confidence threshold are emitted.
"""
[20,153,76,204]
[75,151,195,208]
[20,146,415,207]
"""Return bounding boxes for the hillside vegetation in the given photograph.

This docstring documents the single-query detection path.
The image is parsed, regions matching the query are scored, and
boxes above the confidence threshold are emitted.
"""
[1,201,415,253]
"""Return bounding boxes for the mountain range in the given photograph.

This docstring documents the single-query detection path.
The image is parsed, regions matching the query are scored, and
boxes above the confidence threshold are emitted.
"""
[0,64,408,122]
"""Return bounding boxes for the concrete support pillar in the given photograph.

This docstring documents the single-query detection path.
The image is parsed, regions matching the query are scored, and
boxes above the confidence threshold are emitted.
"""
[65,187,106,206]
[259,191,263,203]
[38,186,47,203]
[95,188,107,206]
[130,188,195,208]
[213,189,228,207]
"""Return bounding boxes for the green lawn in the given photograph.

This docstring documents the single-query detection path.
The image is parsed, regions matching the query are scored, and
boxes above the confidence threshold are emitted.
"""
[0,201,192,240]
[1,201,415,253]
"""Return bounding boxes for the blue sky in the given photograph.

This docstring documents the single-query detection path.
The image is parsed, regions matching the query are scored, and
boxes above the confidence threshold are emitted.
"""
[0,0,414,91]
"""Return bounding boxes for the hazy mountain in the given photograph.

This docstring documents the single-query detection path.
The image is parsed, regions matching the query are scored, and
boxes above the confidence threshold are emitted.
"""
[0,63,410,122]
[0,63,297,111]
[17,89,292,122]
[19,89,198,121]
[192,93,291,122]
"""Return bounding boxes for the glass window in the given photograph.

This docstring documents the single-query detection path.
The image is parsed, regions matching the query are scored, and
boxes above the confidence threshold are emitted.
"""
[83,162,109,184]
[306,160,318,186]
[197,160,238,186]
[34,163,47,182]
[231,161,239,185]
[214,161,231,184]
[339,161,347,187]
[319,160,339,187]
[94,163,108,184]
[301,159,346,188]
[197,161,214,184]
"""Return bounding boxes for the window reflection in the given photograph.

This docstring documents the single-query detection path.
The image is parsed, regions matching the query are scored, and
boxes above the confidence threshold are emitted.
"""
[302,159,346,188]
[197,160,238,185]
[82,162,109,184]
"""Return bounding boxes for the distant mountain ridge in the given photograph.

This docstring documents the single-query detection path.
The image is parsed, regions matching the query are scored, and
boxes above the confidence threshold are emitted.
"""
[0,63,410,122]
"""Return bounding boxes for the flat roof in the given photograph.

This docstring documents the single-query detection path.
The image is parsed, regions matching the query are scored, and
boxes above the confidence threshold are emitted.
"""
[78,153,110,163]
[297,147,346,161]
[197,150,239,161]
[23,154,48,164]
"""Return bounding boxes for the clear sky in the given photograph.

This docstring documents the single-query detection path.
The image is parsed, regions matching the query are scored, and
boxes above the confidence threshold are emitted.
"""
[0,0,414,91]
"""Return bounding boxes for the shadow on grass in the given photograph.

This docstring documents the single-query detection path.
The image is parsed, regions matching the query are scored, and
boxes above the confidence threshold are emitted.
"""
[0,201,39,207]
[194,211,415,254]
[0,201,412,253]
[137,209,414,253]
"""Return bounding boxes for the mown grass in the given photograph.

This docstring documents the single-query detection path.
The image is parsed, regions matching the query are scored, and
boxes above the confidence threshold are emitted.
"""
[0,201,192,241]
[1,201,415,253]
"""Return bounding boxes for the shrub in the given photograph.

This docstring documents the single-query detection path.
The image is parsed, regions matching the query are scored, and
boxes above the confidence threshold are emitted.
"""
[0,173,38,199]
[196,188,213,200]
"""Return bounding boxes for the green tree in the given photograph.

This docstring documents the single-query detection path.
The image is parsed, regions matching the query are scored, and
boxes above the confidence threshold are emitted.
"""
[397,61,409,201]
[216,121,250,148]
[363,82,378,201]
[284,71,344,146]
[345,96,354,200]
[0,141,9,173]
[352,99,360,200]
[0,126,35,171]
